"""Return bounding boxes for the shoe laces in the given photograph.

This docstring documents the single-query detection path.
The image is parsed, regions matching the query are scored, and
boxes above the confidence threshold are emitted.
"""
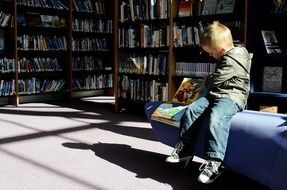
[199,161,220,175]
[171,141,184,155]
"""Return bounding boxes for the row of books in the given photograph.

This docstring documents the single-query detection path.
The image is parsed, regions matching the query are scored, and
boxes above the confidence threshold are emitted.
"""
[16,0,68,10]
[119,53,167,75]
[0,79,15,96]
[17,12,66,28]
[0,11,11,27]
[120,0,168,22]
[73,0,105,14]
[72,56,105,71]
[17,34,67,51]
[1,74,113,96]
[119,23,169,48]
[118,75,168,102]
[175,61,216,77]
[18,78,65,94]
[173,21,205,47]
[18,57,62,73]
[0,78,66,96]
[16,0,106,13]
[0,58,15,73]
[17,35,110,51]
[173,24,200,47]
[72,73,113,90]
[73,18,112,33]
[72,37,108,51]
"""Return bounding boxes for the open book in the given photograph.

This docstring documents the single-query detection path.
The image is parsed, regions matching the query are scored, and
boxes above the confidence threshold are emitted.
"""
[172,77,206,105]
[151,103,185,127]
[151,78,207,127]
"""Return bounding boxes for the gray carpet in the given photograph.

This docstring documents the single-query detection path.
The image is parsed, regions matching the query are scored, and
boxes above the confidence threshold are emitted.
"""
[0,97,269,190]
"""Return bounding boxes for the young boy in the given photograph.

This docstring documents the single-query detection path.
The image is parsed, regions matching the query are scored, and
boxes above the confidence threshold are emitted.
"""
[165,21,252,184]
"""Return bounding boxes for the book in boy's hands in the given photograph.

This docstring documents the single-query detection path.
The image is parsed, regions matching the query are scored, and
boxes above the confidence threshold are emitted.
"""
[172,77,207,105]
[151,114,181,128]
[151,103,185,127]
[151,78,206,127]
[151,103,187,120]
[261,30,282,54]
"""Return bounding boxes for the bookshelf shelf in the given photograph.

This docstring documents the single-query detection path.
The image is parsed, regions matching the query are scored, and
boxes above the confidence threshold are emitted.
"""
[15,1,69,98]
[246,0,287,113]
[250,92,287,98]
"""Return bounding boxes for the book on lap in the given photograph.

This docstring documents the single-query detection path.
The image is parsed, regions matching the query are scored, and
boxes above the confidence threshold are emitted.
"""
[151,78,207,126]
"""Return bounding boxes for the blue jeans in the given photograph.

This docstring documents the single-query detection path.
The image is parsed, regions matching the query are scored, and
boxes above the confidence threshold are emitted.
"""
[179,96,241,161]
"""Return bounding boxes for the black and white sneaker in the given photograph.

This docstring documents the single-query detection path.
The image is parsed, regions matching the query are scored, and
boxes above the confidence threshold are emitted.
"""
[197,160,224,184]
[165,141,193,167]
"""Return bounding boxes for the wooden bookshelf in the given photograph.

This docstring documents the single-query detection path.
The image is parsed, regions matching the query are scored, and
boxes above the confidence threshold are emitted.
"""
[1,0,287,115]
[0,0,17,105]
[116,0,170,113]
[0,0,115,106]
[113,0,249,114]
[71,0,114,98]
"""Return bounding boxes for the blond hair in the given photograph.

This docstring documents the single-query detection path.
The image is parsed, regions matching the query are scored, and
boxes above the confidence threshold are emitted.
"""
[200,21,234,51]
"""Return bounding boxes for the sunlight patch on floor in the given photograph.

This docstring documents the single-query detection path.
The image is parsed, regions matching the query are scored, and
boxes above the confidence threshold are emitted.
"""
[115,121,150,128]
[81,96,115,104]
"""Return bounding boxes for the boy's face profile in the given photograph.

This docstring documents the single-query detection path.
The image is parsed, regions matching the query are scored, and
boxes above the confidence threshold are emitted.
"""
[202,45,223,60]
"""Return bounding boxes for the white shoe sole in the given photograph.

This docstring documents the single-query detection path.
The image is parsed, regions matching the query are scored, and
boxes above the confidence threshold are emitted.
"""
[165,156,193,168]
[197,170,223,184]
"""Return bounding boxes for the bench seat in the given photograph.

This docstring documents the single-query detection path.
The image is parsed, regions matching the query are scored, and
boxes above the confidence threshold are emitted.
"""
[145,101,287,190]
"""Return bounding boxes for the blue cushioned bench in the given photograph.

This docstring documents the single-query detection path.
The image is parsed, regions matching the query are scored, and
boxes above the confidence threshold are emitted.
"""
[145,101,287,190]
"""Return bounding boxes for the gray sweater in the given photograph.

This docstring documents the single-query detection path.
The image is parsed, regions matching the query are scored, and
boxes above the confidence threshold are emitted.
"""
[205,46,253,109]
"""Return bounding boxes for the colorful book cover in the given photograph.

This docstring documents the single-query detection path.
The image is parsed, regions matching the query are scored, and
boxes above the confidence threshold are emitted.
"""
[151,103,187,121]
[172,77,207,105]
[151,78,206,125]
[151,115,180,128]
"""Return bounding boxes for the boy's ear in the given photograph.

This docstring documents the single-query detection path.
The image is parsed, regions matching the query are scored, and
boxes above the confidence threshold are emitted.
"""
[220,48,225,55]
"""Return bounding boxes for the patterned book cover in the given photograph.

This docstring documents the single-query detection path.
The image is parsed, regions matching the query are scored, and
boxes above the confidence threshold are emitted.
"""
[151,103,187,121]
[172,77,206,105]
